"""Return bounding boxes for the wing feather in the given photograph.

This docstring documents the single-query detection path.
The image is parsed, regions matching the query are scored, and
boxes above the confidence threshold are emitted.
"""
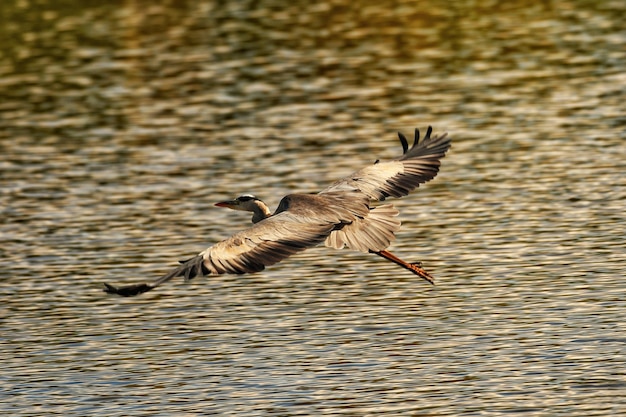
[321,126,450,201]
[201,211,336,275]
[103,194,364,296]
[104,209,337,296]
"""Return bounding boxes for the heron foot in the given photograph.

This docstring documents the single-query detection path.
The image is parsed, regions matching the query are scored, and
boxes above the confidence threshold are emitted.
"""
[407,263,435,285]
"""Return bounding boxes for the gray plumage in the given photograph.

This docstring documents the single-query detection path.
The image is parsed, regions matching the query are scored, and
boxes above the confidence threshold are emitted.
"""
[104,126,450,297]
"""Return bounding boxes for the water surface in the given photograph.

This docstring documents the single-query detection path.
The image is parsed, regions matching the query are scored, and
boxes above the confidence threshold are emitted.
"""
[1,0,624,415]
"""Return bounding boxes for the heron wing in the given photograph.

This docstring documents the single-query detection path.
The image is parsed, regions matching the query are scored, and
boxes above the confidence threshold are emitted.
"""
[200,210,337,274]
[103,194,366,296]
[320,126,451,201]
[103,210,336,297]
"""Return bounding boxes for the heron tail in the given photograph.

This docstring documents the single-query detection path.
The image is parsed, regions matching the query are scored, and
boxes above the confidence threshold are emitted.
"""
[103,255,208,297]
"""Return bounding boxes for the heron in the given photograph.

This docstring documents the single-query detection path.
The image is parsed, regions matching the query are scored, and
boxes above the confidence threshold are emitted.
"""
[104,126,451,297]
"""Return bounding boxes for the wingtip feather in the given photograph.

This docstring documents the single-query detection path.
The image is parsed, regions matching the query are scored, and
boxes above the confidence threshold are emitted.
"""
[398,132,409,154]
[412,127,421,150]
[103,282,154,297]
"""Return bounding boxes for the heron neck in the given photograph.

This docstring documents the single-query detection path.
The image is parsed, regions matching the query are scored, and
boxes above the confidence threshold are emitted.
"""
[251,201,272,224]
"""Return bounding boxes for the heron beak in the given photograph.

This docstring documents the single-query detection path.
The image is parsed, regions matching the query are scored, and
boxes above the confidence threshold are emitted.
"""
[215,200,238,209]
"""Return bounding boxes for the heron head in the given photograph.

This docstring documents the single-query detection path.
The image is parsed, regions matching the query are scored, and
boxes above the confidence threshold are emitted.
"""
[215,194,261,212]
[215,194,271,223]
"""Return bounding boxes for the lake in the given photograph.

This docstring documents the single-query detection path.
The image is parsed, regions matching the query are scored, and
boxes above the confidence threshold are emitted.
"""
[0,0,624,415]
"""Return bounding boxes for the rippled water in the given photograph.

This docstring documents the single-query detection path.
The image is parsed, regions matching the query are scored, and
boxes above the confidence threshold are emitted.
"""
[1,0,624,415]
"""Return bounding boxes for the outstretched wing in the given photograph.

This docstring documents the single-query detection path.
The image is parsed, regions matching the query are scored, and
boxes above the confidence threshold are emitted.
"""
[201,211,336,274]
[103,209,337,296]
[320,126,450,201]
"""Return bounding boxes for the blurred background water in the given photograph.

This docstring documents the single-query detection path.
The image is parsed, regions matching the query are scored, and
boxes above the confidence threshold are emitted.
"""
[0,0,624,415]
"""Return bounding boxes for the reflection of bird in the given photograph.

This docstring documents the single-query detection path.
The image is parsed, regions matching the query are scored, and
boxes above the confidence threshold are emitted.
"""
[104,127,451,297]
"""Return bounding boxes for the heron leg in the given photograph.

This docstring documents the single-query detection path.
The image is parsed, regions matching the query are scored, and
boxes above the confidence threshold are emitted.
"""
[372,250,435,285]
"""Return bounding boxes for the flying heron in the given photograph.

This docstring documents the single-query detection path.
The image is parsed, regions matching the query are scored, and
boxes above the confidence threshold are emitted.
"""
[104,126,451,297]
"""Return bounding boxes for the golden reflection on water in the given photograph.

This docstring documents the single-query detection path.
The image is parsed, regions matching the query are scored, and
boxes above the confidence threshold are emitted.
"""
[1,0,625,415]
